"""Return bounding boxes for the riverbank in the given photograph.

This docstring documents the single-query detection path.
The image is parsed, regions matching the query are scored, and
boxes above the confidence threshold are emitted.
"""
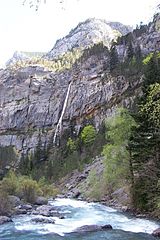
[58,156,160,223]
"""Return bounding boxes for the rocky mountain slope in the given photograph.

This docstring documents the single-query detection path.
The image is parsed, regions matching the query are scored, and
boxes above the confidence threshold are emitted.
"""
[6,51,29,66]
[0,14,160,173]
[46,18,132,59]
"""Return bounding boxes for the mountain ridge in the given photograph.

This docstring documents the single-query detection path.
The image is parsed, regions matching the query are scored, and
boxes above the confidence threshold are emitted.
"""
[46,18,132,60]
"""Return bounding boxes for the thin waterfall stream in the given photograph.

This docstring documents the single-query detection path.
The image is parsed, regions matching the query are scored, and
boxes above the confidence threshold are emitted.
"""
[53,81,72,144]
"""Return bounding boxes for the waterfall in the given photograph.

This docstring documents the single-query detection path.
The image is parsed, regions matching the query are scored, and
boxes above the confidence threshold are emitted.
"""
[53,81,72,144]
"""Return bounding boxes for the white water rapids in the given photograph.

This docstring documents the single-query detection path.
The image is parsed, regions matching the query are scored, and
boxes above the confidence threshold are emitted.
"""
[12,198,159,237]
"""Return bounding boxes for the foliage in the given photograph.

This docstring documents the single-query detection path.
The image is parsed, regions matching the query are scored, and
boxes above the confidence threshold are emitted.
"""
[143,52,160,88]
[38,177,59,197]
[8,48,83,73]
[143,53,153,65]
[19,176,41,203]
[79,42,109,62]
[85,169,103,200]
[0,170,59,203]
[109,45,119,71]
[130,51,160,212]
[141,83,160,128]
[127,42,134,60]
[105,108,136,145]
[67,137,77,153]
[103,108,136,193]
[1,170,18,195]
[81,125,96,146]
[0,190,11,216]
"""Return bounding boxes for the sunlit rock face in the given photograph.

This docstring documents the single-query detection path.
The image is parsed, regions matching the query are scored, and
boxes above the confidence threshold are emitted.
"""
[6,51,29,66]
[0,14,160,163]
[45,18,132,60]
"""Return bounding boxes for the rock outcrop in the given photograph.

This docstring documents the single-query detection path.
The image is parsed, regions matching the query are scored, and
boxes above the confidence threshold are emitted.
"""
[45,18,132,60]
[0,216,12,225]
[6,51,29,66]
[152,228,160,237]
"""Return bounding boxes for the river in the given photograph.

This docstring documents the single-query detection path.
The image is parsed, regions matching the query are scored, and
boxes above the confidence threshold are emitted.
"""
[0,198,159,239]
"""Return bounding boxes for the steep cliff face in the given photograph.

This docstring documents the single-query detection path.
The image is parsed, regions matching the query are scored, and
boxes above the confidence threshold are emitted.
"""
[0,15,160,171]
[0,51,135,155]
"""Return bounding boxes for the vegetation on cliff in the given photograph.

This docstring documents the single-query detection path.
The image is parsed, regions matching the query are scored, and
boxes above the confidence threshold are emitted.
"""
[83,51,160,217]
[130,52,160,215]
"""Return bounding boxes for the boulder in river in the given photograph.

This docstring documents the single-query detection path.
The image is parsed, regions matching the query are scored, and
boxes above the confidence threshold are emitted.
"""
[14,204,33,215]
[32,217,55,224]
[152,228,160,237]
[34,196,48,205]
[73,224,112,233]
[8,195,21,207]
[0,216,13,225]
[32,205,64,218]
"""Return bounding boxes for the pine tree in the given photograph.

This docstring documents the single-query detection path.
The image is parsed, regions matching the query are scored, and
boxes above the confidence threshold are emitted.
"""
[127,41,134,60]
[130,52,160,212]
[109,45,119,71]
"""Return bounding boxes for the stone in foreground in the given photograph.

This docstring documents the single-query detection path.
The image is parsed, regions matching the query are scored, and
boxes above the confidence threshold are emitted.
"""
[0,216,13,225]
[152,228,160,237]
[73,224,112,233]
[32,217,55,224]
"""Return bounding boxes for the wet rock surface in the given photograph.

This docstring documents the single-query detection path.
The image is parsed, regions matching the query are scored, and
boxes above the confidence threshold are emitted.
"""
[34,196,48,205]
[8,195,21,207]
[31,217,55,224]
[152,228,160,237]
[31,204,64,218]
[73,224,112,233]
[0,216,13,225]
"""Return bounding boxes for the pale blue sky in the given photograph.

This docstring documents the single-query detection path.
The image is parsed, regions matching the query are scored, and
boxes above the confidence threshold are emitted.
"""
[0,0,159,66]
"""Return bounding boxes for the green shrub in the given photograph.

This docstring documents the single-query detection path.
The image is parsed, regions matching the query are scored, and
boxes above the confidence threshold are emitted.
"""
[67,138,76,152]
[1,170,18,195]
[0,189,11,216]
[83,169,107,201]
[38,177,59,197]
[0,171,59,203]
[81,125,96,146]
[18,177,41,203]
[143,53,153,65]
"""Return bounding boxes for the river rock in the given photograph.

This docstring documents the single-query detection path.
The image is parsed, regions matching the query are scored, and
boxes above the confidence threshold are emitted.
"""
[32,217,55,224]
[8,195,21,207]
[14,204,33,215]
[32,205,64,218]
[72,190,81,199]
[152,228,160,237]
[34,196,48,205]
[20,204,33,210]
[14,208,27,215]
[74,224,112,233]
[101,224,113,230]
[31,205,53,217]
[0,216,13,225]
